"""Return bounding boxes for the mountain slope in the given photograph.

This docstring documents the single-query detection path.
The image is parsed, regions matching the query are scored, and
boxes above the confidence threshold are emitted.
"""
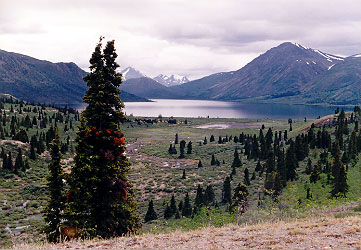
[0,50,148,104]
[120,77,182,99]
[153,74,189,87]
[172,42,344,101]
[301,56,361,105]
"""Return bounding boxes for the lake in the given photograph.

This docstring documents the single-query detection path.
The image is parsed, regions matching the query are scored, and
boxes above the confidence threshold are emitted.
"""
[73,99,353,119]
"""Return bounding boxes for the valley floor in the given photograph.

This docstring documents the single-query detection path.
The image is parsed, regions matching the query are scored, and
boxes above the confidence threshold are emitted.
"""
[15,210,361,249]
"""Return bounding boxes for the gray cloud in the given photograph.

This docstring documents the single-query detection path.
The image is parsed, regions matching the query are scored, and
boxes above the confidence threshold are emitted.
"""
[0,0,360,79]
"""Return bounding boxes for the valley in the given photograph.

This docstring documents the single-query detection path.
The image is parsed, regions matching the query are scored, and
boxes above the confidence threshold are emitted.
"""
[0,97,360,248]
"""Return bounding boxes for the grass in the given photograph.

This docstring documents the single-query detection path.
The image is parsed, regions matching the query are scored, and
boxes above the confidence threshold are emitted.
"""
[13,209,361,249]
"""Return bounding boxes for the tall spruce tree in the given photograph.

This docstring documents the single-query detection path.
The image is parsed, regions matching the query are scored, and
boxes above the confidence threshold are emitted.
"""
[43,130,65,242]
[182,193,192,217]
[144,200,157,222]
[222,177,232,204]
[331,145,349,197]
[66,38,141,237]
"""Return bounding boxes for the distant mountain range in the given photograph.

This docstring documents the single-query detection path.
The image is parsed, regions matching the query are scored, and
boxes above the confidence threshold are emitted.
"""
[153,74,189,87]
[120,42,361,105]
[1,42,360,105]
[120,66,189,87]
[0,50,148,104]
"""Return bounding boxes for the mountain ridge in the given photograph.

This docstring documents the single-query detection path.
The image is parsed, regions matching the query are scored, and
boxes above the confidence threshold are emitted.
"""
[0,50,149,104]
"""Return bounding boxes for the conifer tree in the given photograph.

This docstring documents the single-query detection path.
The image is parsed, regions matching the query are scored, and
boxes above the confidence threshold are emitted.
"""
[230,183,248,214]
[244,168,250,186]
[66,38,141,237]
[179,140,186,158]
[14,148,24,175]
[203,136,207,145]
[194,184,204,208]
[164,204,172,219]
[144,200,157,222]
[331,145,349,197]
[182,169,186,179]
[182,193,192,217]
[170,195,178,215]
[204,185,215,205]
[43,130,65,242]
[210,135,215,142]
[222,177,231,204]
[211,154,216,165]
[231,149,241,168]
[187,141,192,154]
[175,133,179,144]
[198,160,203,168]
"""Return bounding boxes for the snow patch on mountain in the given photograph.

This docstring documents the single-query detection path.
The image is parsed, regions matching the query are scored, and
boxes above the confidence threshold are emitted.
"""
[120,67,146,81]
[153,74,189,87]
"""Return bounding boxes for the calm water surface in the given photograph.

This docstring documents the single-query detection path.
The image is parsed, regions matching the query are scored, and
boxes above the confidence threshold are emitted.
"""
[74,99,352,119]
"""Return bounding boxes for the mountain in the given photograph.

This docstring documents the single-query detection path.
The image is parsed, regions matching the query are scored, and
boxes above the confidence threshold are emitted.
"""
[0,50,148,104]
[120,77,183,99]
[300,56,361,105]
[120,67,147,81]
[170,42,345,101]
[153,74,189,87]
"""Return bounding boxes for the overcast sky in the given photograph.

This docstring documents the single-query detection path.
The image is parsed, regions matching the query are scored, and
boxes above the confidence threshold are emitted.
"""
[0,0,360,79]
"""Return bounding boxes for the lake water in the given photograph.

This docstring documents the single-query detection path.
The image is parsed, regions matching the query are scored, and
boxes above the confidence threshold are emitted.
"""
[73,99,352,119]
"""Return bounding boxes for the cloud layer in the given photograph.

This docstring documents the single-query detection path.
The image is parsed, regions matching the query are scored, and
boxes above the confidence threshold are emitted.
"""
[1,0,360,79]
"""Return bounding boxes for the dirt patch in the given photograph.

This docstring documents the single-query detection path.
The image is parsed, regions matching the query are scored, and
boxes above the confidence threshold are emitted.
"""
[125,140,197,168]
[194,122,258,129]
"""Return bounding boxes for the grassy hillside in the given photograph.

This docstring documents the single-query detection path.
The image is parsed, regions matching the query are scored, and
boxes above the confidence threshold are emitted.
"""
[0,97,360,248]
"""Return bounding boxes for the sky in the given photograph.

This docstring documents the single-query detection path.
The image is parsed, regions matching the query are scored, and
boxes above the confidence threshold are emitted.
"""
[0,0,360,80]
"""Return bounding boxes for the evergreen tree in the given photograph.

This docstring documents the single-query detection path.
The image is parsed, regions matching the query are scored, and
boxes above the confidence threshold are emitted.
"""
[222,177,232,204]
[14,148,24,175]
[285,140,297,181]
[175,133,179,144]
[43,130,65,242]
[231,149,241,168]
[305,158,312,175]
[144,200,157,222]
[182,193,192,217]
[164,204,172,219]
[211,154,216,165]
[66,38,141,237]
[210,135,215,142]
[198,160,203,168]
[7,152,13,171]
[244,168,250,186]
[204,185,215,205]
[203,136,207,145]
[182,169,186,179]
[179,140,186,158]
[230,183,248,214]
[331,146,349,197]
[170,195,178,215]
[187,141,192,154]
[194,185,204,208]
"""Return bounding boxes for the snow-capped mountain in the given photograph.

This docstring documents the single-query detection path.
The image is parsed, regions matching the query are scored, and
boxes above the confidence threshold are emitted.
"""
[153,74,189,87]
[120,67,147,81]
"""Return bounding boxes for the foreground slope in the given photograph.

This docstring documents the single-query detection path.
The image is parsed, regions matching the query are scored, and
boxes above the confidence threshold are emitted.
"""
[16,212,361,249]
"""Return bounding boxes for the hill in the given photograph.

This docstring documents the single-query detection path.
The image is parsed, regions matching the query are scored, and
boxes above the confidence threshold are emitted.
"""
[0,49,148,104]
